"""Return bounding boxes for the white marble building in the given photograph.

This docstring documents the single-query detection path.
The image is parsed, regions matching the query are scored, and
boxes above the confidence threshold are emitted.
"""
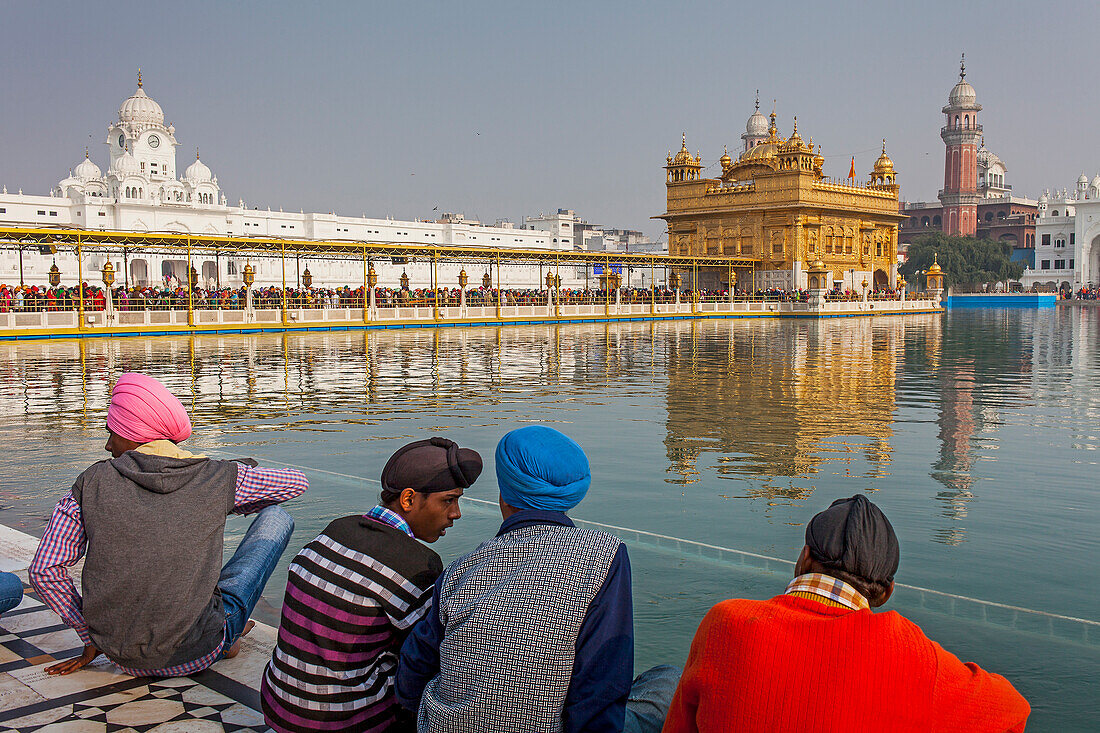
[0,74,580,290]
[1020,174,1100,290]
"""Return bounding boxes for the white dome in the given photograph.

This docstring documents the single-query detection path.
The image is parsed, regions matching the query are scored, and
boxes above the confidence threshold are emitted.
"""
[74,154,102,180]
[976,143,1000,169]
[110,149,140,176]
[948,78,977,108]
[1077,173,1088,185]
[1037,192,1048,204]
[746,109,768,136]
[1091,175,1100,189]
[118,75,164,126]
[184,155,213,182]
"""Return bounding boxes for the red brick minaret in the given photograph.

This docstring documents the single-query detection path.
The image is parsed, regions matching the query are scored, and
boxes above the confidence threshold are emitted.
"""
[938,55,982,236]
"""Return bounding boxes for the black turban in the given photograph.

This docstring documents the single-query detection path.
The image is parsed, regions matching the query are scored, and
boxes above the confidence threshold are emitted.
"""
[381,437,483,494]
[806,494,900,584]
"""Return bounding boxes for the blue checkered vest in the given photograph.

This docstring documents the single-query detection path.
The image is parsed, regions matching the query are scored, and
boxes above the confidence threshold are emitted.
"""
[418,523,622,732]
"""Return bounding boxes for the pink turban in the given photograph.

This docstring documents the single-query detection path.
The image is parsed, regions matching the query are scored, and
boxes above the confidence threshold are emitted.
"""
[106,373,192,444]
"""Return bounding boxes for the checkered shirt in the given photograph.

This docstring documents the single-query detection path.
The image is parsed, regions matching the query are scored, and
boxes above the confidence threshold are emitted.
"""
[785,572,870,611]
[364,504,415,538]
[29,462,307,677]
[420,523,622,732]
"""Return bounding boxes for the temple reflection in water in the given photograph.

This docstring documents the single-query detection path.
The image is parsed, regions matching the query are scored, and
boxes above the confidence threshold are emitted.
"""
[661,318,913,501]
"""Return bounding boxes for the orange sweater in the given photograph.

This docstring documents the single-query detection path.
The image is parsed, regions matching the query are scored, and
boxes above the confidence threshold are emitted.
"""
[662,595,1029,733]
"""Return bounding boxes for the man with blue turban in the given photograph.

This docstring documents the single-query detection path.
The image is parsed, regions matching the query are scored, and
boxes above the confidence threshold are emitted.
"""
[398,425,678,733]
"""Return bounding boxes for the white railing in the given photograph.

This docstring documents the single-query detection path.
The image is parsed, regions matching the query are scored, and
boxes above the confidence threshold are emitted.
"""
[0,298,941,333]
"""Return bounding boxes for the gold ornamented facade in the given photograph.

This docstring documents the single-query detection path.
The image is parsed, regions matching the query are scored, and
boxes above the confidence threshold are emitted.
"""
[657,112,906,292]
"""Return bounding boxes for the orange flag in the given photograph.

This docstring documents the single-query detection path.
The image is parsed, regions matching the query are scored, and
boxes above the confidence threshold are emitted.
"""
[848,156,856,179]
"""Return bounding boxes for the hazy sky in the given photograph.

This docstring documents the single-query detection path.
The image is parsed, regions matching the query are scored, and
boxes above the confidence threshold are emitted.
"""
[2,1,1096,240]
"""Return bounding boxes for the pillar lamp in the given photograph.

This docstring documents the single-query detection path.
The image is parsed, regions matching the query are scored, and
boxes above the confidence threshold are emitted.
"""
[670,271,681,290]
[482,271,492,289]
[545,271,554,289]
[189,265,199,289]
[458,269,468,289]
[242,263,256,322]
[367,263,378,289]
[400,270,410,290]
[553,274,561,288]
[302,267,313,289]
[48,261,61,287]
[101,261,115,287]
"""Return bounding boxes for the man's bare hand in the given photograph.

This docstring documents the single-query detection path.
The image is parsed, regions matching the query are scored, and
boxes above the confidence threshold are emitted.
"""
[45,643,99,675]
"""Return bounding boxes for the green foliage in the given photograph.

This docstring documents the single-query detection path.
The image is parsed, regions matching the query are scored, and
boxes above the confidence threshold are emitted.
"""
[899,233,1023,287]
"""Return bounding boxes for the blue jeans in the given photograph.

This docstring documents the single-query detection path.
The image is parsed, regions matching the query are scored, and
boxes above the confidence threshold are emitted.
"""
[624,664,682,733]
[0,571,23,615]
[217,506,294,654]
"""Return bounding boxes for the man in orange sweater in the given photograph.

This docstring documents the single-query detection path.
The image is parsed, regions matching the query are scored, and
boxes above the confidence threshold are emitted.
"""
[662,495,1029,733]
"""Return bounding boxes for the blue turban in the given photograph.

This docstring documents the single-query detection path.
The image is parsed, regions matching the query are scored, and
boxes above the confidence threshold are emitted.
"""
[495,426,591,512]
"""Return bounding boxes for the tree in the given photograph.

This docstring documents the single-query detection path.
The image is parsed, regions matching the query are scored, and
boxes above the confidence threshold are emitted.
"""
[900,233,1023,289]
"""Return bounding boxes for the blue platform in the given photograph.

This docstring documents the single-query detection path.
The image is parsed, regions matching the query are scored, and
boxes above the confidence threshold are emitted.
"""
[945,293,1058,308]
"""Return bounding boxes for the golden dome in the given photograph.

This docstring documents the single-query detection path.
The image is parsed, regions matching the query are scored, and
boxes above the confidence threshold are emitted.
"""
[719,145,732,168]
[741,141,778,161]
[672,133,698,166]
[873,139,894,173]
[927,253,943,275]
[808,259,826,271]
[785,117,804,148]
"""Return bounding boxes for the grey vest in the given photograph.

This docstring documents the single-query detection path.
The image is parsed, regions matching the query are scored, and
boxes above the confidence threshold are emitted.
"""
[71,451,241,670]
[419,523,621,733]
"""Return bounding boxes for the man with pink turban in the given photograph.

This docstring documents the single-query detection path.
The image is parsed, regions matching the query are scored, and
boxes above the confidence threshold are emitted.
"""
[30,372,309,678]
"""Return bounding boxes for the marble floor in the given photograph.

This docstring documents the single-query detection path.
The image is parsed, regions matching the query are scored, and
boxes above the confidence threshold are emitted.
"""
[0,524,274,731]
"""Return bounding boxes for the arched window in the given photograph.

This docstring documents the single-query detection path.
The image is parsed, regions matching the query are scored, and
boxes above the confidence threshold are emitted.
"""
[986,212,994,222]
[933,215,942,227]
[921,216,930,227]
[964,114,969,129]
[1052,210,1059,217]
[954,115,960,127]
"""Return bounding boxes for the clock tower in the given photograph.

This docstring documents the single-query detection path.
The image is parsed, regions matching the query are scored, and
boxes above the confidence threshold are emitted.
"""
[938,55,981,236]
[107,70,178,182]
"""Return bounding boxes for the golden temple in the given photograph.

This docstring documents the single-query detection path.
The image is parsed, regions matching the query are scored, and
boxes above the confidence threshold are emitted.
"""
[657,108,906,292]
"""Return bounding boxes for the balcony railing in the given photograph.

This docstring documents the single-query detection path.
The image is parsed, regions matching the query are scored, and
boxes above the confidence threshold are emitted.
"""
[941,124,983,135]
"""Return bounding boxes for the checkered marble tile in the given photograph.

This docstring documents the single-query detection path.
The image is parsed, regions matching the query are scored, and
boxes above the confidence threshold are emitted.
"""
[0,525,275,733]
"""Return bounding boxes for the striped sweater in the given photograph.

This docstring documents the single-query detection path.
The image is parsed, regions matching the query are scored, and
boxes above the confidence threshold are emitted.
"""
[262,513,442,732]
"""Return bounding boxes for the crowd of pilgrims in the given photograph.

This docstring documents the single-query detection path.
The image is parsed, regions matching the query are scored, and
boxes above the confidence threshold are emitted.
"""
[6,372,1031,732]
[1072,285,1100,300]
[0,283,907,312]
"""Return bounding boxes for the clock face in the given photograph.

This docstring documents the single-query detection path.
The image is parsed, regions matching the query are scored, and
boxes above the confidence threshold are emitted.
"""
[117,133,125,148]
[148,134,160,149]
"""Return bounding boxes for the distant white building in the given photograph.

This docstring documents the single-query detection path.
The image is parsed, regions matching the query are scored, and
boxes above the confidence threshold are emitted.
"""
[1020,174,1100,291]
[521,209,666,286]
[0,74,578,290]
[523,209,582,250]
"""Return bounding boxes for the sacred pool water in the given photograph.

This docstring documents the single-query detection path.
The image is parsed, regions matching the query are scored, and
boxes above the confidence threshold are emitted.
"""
[1,309,1096,730]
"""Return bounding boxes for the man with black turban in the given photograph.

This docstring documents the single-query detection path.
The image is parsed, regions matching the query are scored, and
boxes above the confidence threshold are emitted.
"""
[262,437,482,733]
[663,494,1030,733]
